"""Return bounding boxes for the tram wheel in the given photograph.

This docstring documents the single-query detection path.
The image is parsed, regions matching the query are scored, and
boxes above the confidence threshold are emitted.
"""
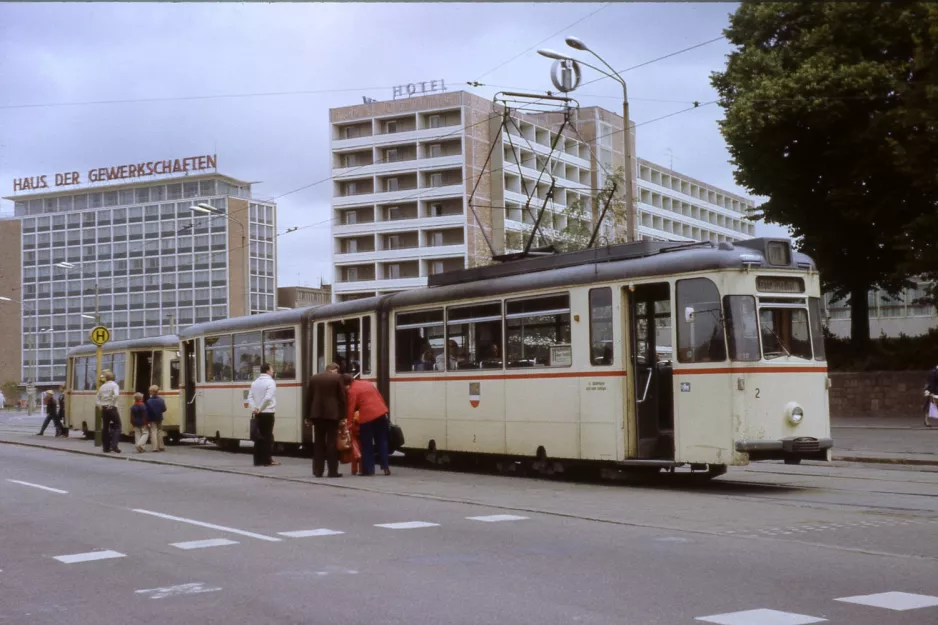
[783,457,802,465]
[706,464,727,478]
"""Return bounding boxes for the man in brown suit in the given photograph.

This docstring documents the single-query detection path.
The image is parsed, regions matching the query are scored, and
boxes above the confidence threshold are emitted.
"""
[306,363,347,478]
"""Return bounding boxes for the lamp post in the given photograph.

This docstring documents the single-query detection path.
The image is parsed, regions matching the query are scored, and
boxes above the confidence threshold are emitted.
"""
[191,202,251,317]
[539,38,637,243]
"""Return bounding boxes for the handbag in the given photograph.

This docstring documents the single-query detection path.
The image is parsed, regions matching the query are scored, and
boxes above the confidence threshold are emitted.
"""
[388,420,405,453]
[337,422,352,451]
[249,417,260,442]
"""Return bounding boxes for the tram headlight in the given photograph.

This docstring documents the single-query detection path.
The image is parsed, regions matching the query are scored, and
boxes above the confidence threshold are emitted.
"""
[785,401,804,425]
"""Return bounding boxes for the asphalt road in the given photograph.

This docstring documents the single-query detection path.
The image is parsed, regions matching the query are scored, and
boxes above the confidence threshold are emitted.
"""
[3,442,938,625]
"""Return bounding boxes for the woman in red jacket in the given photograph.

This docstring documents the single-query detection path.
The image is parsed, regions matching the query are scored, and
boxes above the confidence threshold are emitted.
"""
[345,375,391,476]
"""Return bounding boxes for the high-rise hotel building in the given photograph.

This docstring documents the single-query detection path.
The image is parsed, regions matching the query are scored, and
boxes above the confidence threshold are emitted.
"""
[0,168,277,387]
[329,90,755,301]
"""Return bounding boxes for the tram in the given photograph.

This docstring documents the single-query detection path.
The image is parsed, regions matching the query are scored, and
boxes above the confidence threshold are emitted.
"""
[178,238,831,476]
[65,335,184,442]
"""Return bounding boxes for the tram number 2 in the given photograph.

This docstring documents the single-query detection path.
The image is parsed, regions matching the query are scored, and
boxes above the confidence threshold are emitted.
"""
[755,388,761,399]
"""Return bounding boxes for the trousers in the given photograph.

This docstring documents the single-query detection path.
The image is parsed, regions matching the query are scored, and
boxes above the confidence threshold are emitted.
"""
[312,420,339,477]
[39,413,64,436]
[253,412,275,466]
[359,414,389,476]
[100,407,122,451]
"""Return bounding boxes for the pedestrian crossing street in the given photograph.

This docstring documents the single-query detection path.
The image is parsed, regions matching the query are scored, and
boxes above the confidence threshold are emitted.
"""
[696,592,938,624]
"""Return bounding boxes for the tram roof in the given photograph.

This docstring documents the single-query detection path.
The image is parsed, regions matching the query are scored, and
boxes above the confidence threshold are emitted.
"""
[67,334,180,358]
[178,306,319,339]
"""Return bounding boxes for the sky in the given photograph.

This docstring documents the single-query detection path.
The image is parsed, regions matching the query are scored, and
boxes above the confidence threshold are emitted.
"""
[0,2,789,288]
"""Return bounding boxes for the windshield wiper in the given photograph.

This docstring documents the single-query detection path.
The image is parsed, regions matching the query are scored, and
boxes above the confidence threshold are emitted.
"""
[762,328,791,359]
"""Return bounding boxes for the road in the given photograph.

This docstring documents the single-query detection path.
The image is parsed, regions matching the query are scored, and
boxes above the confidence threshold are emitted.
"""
[2,435,938,625]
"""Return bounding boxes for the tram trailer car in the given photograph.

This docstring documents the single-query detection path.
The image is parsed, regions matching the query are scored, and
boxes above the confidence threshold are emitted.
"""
[65,335,184,443]
[177,238,830,476]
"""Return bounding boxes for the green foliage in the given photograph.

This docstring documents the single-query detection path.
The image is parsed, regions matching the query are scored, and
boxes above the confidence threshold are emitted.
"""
[711,2,938,344]
[825,326,938,371]
[1,381,19,406]
[556,168,628,252]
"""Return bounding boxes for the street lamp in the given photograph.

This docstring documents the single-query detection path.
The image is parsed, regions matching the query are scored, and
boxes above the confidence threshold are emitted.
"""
[538,38,637,243]
[190,202,251,317]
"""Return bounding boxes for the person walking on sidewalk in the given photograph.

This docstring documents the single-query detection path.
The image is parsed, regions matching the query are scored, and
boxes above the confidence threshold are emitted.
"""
[38,390,64,437]
[131,392,150,452]
[56,385,67,436]
[96,370,121,453]
[345,376,391,476]
[305,363,346,478]
[146,385,167,452]
[248,363,279,467]
[924,365,938,427]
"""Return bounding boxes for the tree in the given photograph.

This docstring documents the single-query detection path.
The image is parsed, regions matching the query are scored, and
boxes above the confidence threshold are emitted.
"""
[711,2,938,346]
[1,381,19,407]
[556,168,628,252]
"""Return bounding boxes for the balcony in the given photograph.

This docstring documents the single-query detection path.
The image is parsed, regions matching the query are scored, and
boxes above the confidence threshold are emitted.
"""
[332,125,466,151]
[333,276,427,293]
[332,154,462,179]
[332,183,463,208]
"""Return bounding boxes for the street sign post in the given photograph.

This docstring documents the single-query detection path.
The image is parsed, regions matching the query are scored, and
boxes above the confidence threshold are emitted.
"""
[89,326,110,447]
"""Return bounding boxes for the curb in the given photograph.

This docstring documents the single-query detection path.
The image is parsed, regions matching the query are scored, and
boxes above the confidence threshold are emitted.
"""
[833,454,938,468]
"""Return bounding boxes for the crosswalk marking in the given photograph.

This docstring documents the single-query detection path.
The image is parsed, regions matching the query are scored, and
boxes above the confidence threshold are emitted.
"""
[695,609,826,625]
[375,521,440,530]
[54,550,126,564]
[278,529,345,538]
[133,508,281,542]
[466,514,528,523]
[170,538,239,550]
[835,591,938,611]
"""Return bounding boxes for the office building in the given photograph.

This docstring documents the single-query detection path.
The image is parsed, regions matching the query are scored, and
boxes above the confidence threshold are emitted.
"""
[824,282,938,338]
[0,169,277,387]
[329,90,755,301]
[277,284,332,309]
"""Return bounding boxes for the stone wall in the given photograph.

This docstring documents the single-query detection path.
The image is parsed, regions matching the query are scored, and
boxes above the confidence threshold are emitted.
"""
[829,370,928,417]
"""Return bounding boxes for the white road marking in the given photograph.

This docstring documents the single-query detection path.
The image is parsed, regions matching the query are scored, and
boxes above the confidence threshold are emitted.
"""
[375,521,440,529]
[132,508,281,542]
[696,608,826,625]
[466,514,529,523]
[135,582,221,599]
[835,591,938,611]
[170,538,239,550]
[278,529,345,538]
[54,550,126,564]
[7,479,68,494]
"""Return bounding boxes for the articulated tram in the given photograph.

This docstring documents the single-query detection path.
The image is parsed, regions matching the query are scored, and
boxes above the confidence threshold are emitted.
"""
[174,238,831,476]
[65,335,184,442]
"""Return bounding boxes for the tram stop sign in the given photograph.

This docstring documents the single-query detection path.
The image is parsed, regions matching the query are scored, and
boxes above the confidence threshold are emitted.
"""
[89,326,111,346]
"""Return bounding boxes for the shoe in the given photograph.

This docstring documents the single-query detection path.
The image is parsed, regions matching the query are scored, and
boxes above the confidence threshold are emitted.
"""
[327,473,343,478]
[383,468,391,476]
[36,432,44,436]
[112,448,121,453]
[135,445,144,452]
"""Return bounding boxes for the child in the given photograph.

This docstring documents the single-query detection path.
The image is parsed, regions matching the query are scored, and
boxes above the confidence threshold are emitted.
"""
[130,392,150,452]
[337,411,362,475]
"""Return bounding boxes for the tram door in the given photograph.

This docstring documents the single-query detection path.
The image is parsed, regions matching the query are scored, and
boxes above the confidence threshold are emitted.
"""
[629,283,675,460]
[182,340,197,434]
[328,317,371,377]
[133,351,159,401]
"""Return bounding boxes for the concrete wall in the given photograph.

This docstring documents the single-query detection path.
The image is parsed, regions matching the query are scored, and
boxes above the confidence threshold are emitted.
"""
[0,219,22,391]
[829,370,928,418]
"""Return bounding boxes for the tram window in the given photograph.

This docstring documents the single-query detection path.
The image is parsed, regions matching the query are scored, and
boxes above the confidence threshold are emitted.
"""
[505,294,571,368]
[723,296,760,362]
[760,307,812,360]
[676,278,727,363]
[589,288,614,365]
[205,334,234,382]
[446,302,503,370]
[151,352,163,389]
[362,317,372,375]
[332,319,362,375]
[395,309,444,372]
[83,357,95,390]
[233,332,263,381]
[71,358,84,391]
[808,298,827,361]
[263,328,296,380]
[169,358,180,390]
[110,353,126,389]
[316,323,325,373]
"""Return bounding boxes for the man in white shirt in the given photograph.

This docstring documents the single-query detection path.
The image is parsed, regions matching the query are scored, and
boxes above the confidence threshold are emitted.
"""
[248,363,279,466]
[95,370,122,453]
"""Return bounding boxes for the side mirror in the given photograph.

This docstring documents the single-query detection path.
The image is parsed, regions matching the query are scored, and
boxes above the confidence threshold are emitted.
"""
[684,306,696,323]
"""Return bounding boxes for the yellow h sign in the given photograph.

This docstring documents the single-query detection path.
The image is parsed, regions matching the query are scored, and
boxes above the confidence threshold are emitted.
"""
[89,326,110,346]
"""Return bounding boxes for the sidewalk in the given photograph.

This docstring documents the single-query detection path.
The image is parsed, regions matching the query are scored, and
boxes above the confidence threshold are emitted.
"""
[1,412,936,469]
